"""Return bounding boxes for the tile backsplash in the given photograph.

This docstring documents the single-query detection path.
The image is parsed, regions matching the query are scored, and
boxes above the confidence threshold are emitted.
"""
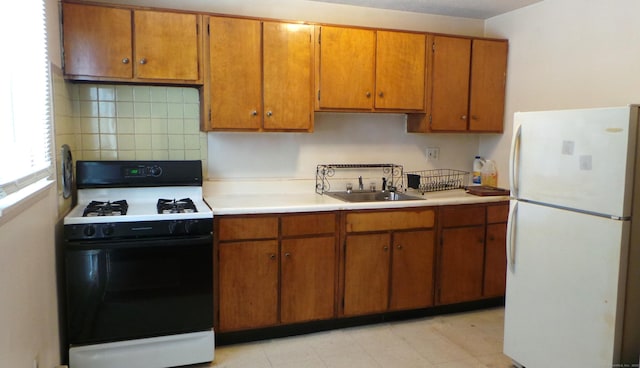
[73,84,207,164]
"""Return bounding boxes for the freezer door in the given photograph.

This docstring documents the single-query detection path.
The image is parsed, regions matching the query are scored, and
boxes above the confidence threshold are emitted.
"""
[504,201,629,367]
[511,106,638,218]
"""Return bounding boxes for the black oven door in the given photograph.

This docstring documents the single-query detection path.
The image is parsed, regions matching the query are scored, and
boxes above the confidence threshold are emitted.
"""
[64,235,213,345]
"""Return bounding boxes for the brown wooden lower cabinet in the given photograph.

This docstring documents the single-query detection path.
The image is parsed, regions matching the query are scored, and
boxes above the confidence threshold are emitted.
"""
[484,203,509,297]
[342,209,437,316]
[218,240,279,331]
[343,230,436,316]
[343,233,391,316]
[216,212,338,332]
[216,203,507,333]
[281,236,336,324]
[436,202,509,305]
[438,225,485,304]
[390,230,436,310]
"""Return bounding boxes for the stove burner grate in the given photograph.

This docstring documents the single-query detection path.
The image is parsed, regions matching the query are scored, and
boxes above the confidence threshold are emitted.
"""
[83,200,128,217]
[157,198,198,214]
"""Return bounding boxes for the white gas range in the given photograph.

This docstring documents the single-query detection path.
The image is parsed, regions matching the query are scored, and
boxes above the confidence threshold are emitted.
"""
[62,160,215,368]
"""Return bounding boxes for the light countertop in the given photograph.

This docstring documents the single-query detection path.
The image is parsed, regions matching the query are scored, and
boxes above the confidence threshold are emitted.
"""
[203,180,509,215]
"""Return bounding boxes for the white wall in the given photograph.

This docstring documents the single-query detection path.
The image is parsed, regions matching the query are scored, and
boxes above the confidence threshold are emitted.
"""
[208,114,480,179]
[0,0,64,366]
[0,189,59,368]
[480,0,640,186]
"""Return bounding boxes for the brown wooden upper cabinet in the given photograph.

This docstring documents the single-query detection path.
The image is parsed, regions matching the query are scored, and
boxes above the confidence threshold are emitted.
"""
[407,36,507,133]
[207,17,314,132]
[62,3,201,83]
[316,26,426,112]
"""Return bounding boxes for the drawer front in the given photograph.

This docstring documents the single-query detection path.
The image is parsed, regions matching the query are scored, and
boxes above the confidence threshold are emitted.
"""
[440,205,486,227]
[346,209,435,232]
[218,216,278,241]
[281,213,336,237]
[487,203,509,223]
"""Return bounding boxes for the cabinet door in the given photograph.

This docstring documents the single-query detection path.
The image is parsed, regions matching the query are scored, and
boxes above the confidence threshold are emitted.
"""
[218,240,278,331]
[484,222,507,297]
[209,17,262,130]
[134,10,200,81]
[469,40,508,132]
[438,226,484,304]
[318,26,375,110]
[62,3,132,79]
[430,36,471,131]
[263,22,314,131]
[343,233,390,316]
[281,236,336,324]
[390,230,435,311]
[375,31,426,111]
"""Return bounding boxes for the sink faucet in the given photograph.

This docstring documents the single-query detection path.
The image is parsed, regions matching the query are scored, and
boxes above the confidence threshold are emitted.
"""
[358,176,363,191]
[382,177,387,191]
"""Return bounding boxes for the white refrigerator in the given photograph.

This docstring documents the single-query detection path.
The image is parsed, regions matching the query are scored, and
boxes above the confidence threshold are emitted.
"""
[504,105,640,367]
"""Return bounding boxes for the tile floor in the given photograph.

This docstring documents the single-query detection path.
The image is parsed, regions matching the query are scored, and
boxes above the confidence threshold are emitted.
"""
[204,307,514,368]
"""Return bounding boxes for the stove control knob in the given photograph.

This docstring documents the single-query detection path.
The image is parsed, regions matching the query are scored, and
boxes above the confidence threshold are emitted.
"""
[148,165,163,177]
[102,224,115,237]
[185,220,199,234]
[169,220,185,235]
[83,225,96,237]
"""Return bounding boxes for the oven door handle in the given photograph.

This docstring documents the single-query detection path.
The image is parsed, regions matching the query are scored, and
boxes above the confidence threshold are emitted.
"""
[65,234,213,250]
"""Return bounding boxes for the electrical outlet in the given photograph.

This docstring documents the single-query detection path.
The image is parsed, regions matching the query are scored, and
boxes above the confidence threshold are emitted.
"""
[426,147,440,161]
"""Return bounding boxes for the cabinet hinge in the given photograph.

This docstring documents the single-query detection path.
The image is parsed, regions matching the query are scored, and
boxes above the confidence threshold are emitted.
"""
[432,42,436,52]
[318,29,321,44]
[209,109,212,122]
[207,23,210,36]
[196,23,199,35]
[317,90,321,101]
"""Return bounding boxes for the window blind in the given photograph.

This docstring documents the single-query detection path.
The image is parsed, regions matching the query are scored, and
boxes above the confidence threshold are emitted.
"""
[0,0,52,199]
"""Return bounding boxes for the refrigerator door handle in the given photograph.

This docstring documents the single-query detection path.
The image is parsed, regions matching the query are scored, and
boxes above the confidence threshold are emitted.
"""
[507,200,518,272]
[509,123,522,198]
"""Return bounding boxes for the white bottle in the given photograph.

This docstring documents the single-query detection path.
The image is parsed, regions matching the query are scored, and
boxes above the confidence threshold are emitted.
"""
[472,156,483,185]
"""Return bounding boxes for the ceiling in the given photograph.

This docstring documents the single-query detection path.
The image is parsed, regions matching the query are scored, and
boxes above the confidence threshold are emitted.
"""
[307,0,543,19]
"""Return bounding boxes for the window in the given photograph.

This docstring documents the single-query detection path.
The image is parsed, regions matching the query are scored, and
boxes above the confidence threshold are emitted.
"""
[0,0,52,201]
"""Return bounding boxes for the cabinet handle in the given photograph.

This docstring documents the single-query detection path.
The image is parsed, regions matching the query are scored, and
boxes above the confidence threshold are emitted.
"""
[488,235,495,241]
[378,91,384,98]
[284,252,291,258]
[251,110,258,116]
[365,92,371,98]
[383,246,389,251]
[460,115,467,120]
[471,115,479,120]
[397,245,403,250]
[269,254,276,260]
[122,57,130,64]
[139,58,147,65]
[266,111,273,117]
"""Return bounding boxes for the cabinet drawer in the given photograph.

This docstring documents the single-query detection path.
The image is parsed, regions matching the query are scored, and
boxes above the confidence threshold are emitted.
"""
[440,205,486,227]
[218,216,278,241]
[281,213,336,237]
[487,203,509,223]
[346,209,435,232]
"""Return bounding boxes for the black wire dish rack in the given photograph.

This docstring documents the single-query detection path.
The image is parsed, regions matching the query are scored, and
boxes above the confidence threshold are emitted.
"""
[405,169,470,194]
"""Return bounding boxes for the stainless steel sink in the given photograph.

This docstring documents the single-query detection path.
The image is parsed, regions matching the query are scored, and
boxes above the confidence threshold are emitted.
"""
[325,191,425,202]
